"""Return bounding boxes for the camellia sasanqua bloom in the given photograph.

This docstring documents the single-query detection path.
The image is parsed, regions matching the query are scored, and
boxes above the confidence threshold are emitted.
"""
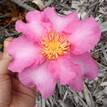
[7,7,101,98]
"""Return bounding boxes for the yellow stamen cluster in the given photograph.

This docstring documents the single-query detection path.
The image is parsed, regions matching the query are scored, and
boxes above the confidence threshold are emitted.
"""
[41,32,70,60]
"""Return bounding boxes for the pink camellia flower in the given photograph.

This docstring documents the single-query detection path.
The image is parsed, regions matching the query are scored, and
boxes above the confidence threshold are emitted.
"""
[7,7,101,98]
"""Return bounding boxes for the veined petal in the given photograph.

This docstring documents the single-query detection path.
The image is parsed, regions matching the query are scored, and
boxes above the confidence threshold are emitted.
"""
[7,36,43,72]
[44,7,79,32]
[19,63,56,99]
[70,53,99,80]
[48,55,82,85]
[70,18,101,54]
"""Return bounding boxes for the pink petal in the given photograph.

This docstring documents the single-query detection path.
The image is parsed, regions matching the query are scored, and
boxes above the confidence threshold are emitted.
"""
[26,10,52,31]
[63,20,80,34]
[7,36,43,72]
[69,76,84,91]
[19,63,56,99]
[15,9,53,42]
[44,7,79,32]
[67,57,84,91]
[70,17,101,55]
[18,70,34,87]
[15,20,47,42]
[25,10,42,22]
[48,55,82,85]
[70,53,99,80]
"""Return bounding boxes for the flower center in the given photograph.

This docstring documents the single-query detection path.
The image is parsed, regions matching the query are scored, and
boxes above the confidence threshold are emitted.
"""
[41,32,70,60]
